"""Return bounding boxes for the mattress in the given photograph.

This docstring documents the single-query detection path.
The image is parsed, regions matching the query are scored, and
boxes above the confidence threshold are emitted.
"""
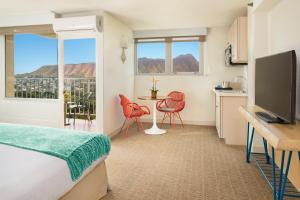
[0,144,107,200]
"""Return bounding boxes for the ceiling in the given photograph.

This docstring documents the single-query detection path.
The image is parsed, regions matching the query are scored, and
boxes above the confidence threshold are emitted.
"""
[0,0,248,30]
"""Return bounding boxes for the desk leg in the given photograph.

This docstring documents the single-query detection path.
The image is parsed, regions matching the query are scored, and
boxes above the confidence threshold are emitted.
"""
[279,151,293,200]
[271,147,293,200]
[263,137,270,164]
[246,122,255,163]
[272,147,277,200]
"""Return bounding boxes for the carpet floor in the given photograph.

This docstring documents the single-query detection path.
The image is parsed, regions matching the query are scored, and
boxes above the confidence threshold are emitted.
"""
[102,124,274,200]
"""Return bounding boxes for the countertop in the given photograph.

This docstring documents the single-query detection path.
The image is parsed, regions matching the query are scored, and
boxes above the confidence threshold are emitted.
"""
[213,88,248,97]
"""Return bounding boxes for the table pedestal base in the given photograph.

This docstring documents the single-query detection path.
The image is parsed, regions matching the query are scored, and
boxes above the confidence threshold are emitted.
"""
[145,101,166,135]
[145,125,166,135]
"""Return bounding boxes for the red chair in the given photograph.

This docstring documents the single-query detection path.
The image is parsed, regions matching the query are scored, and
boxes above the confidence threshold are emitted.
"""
[156,91,185,127]
[119,94,150,135]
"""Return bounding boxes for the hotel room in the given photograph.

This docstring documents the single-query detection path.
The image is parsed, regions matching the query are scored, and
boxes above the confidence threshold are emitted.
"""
[0,0,300,200]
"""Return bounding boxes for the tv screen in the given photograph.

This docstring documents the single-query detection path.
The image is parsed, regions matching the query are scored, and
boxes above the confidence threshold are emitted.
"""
[255,50,297,123]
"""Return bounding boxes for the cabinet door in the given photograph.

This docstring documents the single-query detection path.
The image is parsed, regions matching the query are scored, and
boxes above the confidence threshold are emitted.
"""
[231,19,239,62]
[237,17,248,62]
[228,24,234,46]
[230,17,248,63]
[215,95,222,138]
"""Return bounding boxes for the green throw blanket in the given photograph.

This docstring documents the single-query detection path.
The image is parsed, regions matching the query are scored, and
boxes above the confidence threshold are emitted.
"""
[0,123,111,181]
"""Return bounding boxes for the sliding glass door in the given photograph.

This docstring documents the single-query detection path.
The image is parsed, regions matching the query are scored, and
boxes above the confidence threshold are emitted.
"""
[63,38,96,132]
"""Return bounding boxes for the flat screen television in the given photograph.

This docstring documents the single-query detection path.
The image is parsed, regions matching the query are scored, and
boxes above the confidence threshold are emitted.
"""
[255,50,297,124]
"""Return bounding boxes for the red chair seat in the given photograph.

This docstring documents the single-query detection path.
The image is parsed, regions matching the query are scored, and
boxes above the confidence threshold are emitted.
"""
[119,94,150,135]
[158,107,176,112]
[156,91,185,127]
[131,109,145,117]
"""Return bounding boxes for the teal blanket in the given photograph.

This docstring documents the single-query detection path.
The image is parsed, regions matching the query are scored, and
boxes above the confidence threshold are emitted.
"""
[0,123,111,181]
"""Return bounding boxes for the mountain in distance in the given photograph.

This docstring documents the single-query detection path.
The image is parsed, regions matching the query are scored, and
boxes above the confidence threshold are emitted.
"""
[138,54,199,73]
[15,63,96,78]
[173,54,199,72]
[138,57,165,73]
[16,54,198,77]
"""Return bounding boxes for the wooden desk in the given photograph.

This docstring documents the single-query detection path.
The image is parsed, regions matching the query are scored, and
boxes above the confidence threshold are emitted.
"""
[239,106,300,200]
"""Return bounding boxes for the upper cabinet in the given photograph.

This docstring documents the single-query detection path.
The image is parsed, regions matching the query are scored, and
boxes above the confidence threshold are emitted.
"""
[228,17,248,64]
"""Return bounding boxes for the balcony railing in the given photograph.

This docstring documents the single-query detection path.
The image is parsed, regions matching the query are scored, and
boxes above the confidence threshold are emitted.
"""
[14,77,96,115]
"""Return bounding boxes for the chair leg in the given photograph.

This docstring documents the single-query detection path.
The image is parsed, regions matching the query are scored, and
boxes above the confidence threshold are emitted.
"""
[134,118,139,131]
[161,113,167,127]
[120,119,127,133]
[169,113,172,126]
[73,110,76,126]
[171,113,176,128]
[68,108,71,123]
[125,120,132,136]
[177,112,184,128]
[137,118,145,133]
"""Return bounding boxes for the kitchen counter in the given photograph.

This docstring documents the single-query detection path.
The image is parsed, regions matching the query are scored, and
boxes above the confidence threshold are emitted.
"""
[213,88,248,97]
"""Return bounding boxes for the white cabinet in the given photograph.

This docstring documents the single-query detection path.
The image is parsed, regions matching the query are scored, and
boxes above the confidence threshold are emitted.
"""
[228,17,248,64]
[214,91,248,145]
[215,94,222,138]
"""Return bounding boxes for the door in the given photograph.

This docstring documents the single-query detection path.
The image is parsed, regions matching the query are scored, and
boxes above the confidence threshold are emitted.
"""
[61,37,97,132]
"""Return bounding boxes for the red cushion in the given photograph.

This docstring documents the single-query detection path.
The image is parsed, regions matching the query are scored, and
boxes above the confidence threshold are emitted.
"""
[131,109,145,117]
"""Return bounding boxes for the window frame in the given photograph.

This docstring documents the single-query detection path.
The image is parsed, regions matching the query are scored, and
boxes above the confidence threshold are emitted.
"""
[4,29,59,100]
[135,36,205,76]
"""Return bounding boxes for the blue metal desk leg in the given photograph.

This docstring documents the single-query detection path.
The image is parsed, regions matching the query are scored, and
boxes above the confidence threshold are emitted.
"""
[263,137,270,164]
[271,147,277,200]
[246,123,249,162]
[279,151,293,200]
[246,123,255,163]
[271,148,293,200]
[277,150,286,200]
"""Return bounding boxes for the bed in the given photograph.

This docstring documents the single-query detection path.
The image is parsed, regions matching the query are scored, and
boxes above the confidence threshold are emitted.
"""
[0,123,111,200]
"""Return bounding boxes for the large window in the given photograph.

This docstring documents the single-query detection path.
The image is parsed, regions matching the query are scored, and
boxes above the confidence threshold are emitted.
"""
[135,36,204,75]
[137,41,166,74]
[5,25,58,99]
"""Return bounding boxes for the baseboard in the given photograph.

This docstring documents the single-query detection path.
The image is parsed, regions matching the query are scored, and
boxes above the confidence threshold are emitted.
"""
[107,119,215,138]
[106,120,135,139]
[140,118,215,126]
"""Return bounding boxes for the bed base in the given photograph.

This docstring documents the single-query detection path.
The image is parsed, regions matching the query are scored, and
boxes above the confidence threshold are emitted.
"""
[59,161,108,200]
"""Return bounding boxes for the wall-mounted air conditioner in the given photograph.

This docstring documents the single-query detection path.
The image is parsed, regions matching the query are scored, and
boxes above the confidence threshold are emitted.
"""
[53,15,102,33]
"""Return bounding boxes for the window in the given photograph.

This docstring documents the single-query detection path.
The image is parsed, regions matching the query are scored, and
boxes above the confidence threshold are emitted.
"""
[172,41,200,73]
[135,36,205,75]
[5,25,58,99]
[137,40,166,74]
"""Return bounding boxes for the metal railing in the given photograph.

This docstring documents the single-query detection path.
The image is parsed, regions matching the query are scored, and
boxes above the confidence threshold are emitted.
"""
[64,78,96,115]
[14,77,96,115]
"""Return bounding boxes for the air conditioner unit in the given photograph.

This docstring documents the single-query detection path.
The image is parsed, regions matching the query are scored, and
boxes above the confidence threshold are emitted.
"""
[53,15,102,33]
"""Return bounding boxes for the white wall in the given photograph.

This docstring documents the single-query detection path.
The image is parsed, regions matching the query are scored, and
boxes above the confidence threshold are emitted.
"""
[0,15,61,128]
[135,27,245,125]
[102,13,134,134]
[269,0,300,120]
[248,0,300,190]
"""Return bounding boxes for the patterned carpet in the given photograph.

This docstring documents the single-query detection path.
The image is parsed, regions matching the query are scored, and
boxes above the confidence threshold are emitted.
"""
[102,124,273,200]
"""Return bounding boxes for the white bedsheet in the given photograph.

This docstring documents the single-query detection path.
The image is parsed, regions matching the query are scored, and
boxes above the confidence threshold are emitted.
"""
[0,144,107,200]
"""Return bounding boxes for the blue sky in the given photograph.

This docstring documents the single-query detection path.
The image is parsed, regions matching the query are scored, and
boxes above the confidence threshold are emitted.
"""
[14,34,95,74]
[137,41,200,60]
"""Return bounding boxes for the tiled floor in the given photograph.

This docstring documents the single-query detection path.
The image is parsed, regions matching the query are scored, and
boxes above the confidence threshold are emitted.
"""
[64,118,96,132]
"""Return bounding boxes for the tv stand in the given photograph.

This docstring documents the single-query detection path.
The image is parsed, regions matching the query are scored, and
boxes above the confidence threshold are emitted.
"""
[240,106,300,200]
[255,112,286,124]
